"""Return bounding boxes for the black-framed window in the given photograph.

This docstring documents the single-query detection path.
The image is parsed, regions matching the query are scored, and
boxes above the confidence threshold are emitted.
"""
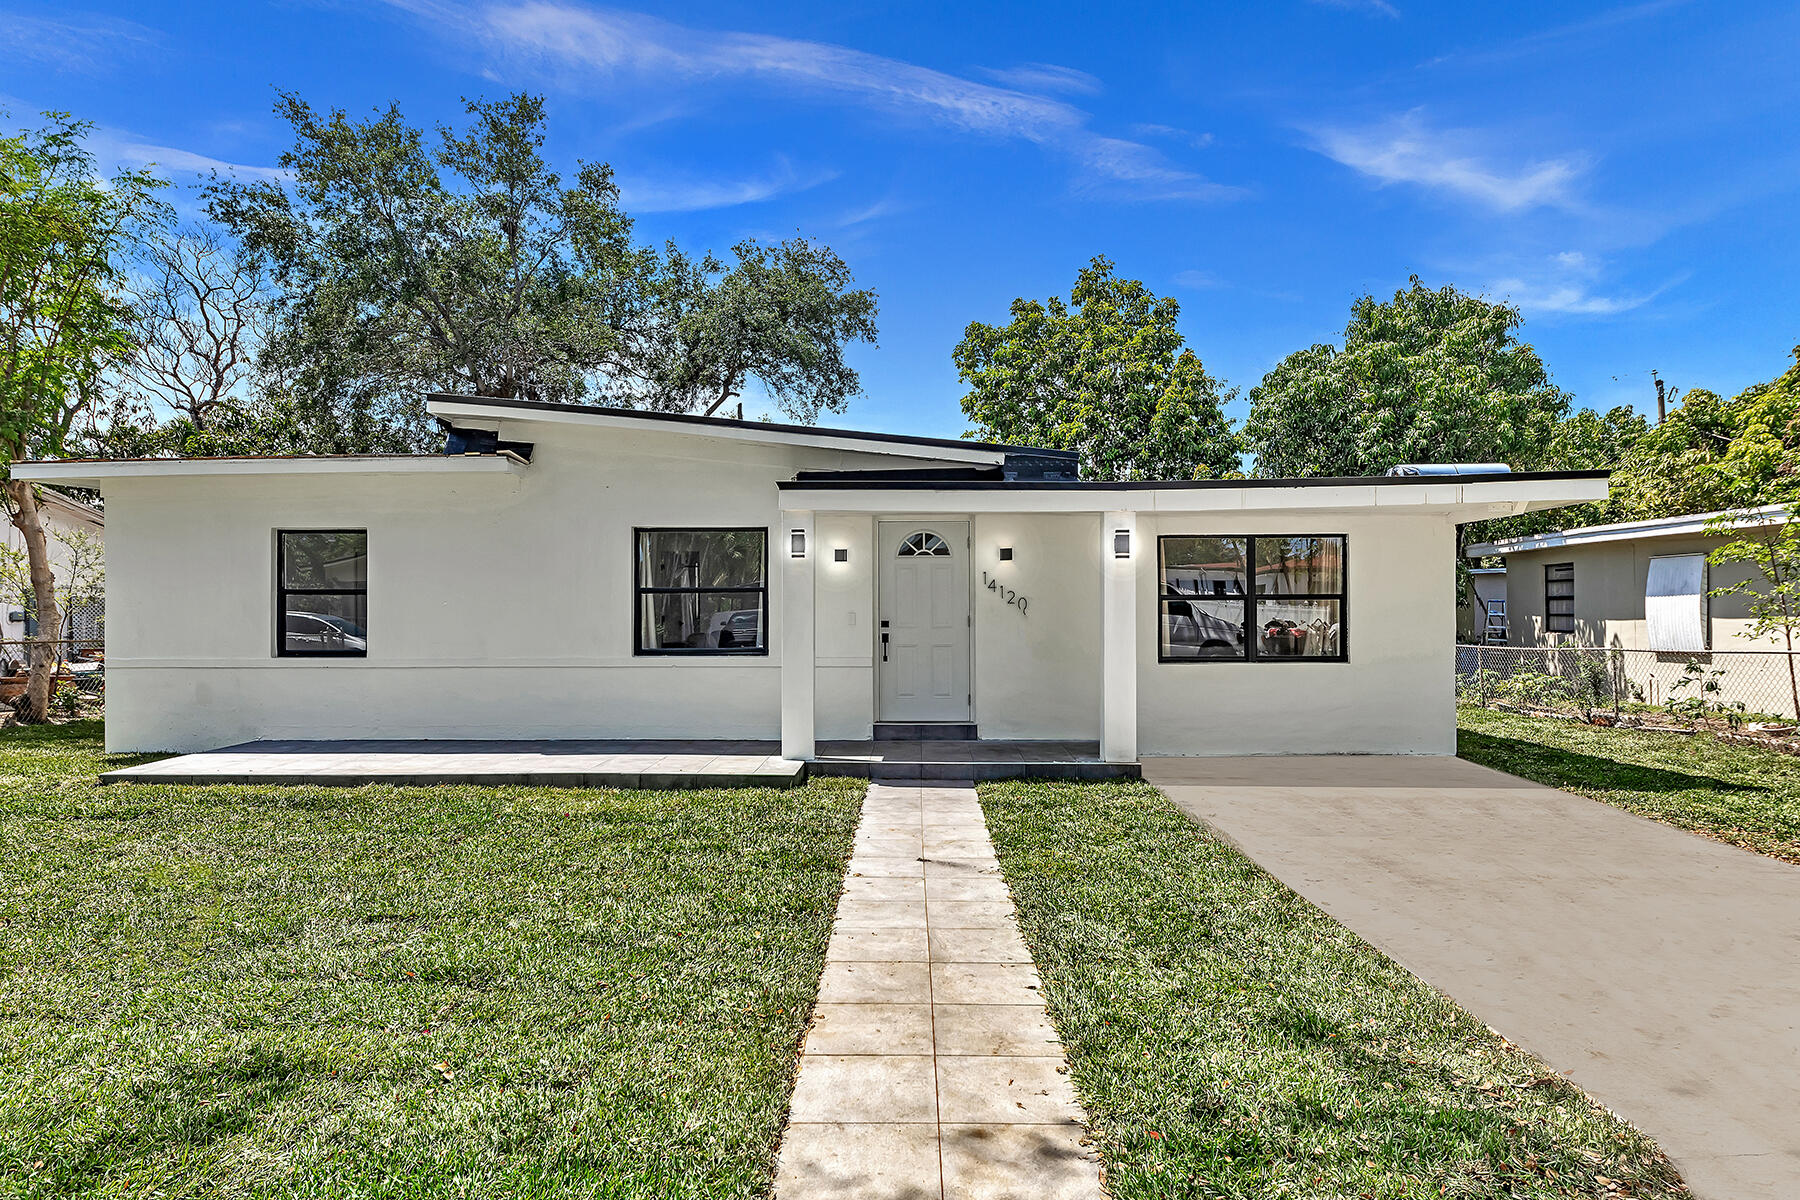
[1545,562,1575,633]
[634,528,768,655]
[277,530,368,657]
[1159,535,1346,662]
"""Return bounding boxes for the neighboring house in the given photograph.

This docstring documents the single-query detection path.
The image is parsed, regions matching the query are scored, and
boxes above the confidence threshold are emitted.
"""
[1464,506,1800,717]
[1464,505,1789,652]
[2,488,105,667]
[16,394,1604,755]
[1458,566,1508,643]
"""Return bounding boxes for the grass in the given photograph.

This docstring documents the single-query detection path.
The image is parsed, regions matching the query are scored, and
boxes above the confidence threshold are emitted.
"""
[979,778,1688,1200]
[1458,705,1800,864]
[0,721,862,1199]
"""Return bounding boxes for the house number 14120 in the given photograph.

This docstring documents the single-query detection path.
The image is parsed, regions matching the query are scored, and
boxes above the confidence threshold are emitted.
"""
[981,572,1028,616]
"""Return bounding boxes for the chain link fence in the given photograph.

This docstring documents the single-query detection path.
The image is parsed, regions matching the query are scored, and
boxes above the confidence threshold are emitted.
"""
[1457,643,1800,730]
[1,638,105,702]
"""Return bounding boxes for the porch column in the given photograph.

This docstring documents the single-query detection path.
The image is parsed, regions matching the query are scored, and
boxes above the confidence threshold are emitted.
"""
[1101,509,1139,763]
[780,510,817,761]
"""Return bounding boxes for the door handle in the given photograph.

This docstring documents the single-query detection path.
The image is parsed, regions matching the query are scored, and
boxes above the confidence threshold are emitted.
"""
[881,631,889,662]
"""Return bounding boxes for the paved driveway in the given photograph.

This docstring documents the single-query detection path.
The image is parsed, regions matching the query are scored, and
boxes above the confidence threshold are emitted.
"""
[1144,755,1800,1200]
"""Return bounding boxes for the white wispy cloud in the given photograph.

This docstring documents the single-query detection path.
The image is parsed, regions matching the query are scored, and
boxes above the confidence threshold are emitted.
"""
[1484,251,1676,316]
[104,138,290,183]
[1173,268,1227,290]
[1306,0,1400,19]
[0,98,290,185]
[835,195,906,227]
[1309,111,1584,211]
[1134,123,1215,150]
[978,62,1102,96]
[380,0,1238,199]
[2,9,160,72]
[616,161,836,212]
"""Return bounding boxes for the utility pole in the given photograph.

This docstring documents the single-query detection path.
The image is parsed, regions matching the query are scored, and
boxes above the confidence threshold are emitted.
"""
[1653,371,1667,424]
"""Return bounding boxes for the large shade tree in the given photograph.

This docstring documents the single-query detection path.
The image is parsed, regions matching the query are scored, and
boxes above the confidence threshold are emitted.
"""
[1243,278,1570,478]
[954,257,1241,481]
[1,114,164,720]
[1607,352,1800,520]
[206,92,877,450]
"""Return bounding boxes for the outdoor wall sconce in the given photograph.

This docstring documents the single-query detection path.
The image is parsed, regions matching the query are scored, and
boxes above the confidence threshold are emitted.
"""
[790,529,807,558]
[834,547,849,562]
[998,547,1014,561]
[1114,529,1132,558]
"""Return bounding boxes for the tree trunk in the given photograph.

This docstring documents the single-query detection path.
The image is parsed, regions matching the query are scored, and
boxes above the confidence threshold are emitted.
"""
[1786,625,1799,724]
[5,480,62,723]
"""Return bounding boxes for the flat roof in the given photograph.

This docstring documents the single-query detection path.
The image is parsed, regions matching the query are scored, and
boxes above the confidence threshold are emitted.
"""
[427,393,1076,464]
[778,469,1607,492]
[1465,502,1788,557]
[777,471,1610,518]
[11,454,527,486]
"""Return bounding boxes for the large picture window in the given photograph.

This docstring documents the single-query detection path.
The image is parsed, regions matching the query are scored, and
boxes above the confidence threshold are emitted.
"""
[277,530,368,657]
[634,528,768,655]
[1159,535,1346,662]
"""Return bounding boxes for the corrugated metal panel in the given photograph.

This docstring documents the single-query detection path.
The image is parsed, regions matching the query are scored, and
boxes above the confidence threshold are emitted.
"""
[1647,554,1708,652]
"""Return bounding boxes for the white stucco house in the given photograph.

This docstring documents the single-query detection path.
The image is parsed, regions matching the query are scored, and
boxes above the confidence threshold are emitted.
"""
[15,394,1606,757]
[2,487,105,668]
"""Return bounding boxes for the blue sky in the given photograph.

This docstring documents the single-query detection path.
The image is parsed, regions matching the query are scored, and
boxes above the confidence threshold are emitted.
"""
[4,0,1797,440]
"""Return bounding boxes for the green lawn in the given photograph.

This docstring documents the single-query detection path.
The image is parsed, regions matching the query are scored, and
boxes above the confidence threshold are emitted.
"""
[0,721,862,1199]
[1458,705,1800,864]
[979,778,1687,1200]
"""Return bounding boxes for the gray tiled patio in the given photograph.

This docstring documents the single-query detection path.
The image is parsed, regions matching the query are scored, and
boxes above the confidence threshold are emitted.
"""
[99,738,1138,787]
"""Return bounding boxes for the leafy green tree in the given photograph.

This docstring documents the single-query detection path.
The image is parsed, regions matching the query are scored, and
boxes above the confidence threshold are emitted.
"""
[1465,405,1650,551]
[1,114,164,721]
[1611,351,1800,520]
[1708,511,1800,720]
[954,257,1241,481]
[1243,278,1570,477]
[207,92,877,450]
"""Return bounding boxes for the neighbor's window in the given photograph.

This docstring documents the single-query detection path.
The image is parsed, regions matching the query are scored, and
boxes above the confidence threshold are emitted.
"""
[1158,535,1346,662]
[1545,562,1576,634]
[277,530,368,657]
[635,528,768,655]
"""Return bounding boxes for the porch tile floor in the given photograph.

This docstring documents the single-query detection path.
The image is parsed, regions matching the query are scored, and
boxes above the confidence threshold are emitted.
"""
[775,782,1104,1200]
[813,740,1138,782]
[99,739,803,788]
[100,739,1139,787]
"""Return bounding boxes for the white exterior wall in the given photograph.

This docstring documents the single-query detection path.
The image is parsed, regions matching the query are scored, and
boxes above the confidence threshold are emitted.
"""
[99,428,958,752]
[971,513,1102,740]
[1136,511,1456,756]
[93,423,1469,756]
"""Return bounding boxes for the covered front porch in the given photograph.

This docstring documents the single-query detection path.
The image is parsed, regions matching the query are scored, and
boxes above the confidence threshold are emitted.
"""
[99,737,1138,786]
[778,498,1141,765]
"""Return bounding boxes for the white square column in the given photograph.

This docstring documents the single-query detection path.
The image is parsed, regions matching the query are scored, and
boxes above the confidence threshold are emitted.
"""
[780,510,817,761]
[1101,510,1139,763]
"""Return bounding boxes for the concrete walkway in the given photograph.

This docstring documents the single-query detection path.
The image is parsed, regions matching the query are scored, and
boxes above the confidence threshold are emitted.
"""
[1145,755,1800,1200]
[775,783,1104,1200]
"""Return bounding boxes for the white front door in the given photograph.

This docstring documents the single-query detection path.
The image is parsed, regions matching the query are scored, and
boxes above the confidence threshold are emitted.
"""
[878,520,972,722]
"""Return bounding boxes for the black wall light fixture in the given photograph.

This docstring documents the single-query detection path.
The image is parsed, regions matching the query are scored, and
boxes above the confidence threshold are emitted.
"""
[1114,529,1132,558]
[998,547,1014,561]
[790,529,807,558]
[834,547,848,562]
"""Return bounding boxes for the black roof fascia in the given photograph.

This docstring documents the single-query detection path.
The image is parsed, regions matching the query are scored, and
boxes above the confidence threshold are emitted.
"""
[425,393,1077,461]
[776,469,1611,491]
[793,465,1007,483]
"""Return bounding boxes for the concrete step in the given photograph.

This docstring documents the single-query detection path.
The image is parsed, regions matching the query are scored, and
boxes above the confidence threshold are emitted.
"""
[873,722,979,741]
